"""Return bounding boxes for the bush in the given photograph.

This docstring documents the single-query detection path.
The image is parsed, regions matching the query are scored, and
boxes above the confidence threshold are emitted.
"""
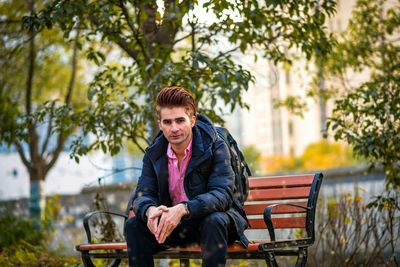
[309,190,400,266]
[0,197,81,266]
[0,215,44,248]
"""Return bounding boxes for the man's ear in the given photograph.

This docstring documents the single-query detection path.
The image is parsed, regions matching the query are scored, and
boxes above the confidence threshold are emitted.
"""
[157,119,162,130]
[190,116,196,127]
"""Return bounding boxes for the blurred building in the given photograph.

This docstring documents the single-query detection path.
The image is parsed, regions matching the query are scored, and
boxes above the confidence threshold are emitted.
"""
[224,0,357,159]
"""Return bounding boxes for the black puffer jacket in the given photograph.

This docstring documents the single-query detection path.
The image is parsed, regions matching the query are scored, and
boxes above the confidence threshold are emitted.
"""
[132,114,249,246]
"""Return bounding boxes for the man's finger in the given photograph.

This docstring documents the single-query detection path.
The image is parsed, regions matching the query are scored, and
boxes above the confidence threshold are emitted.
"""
[156,214,166,238]
[159,225,172,244]
[159,205,169,211]
[149,209,161,219]
[147,218,156,235]
[158,223,170,244]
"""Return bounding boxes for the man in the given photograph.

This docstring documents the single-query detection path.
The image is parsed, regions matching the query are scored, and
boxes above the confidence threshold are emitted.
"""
[125,86,248,267]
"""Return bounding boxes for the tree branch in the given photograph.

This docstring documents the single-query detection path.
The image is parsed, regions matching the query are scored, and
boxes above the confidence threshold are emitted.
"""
[116,37,140,60]
[45,27,80,172]
[0,19,20,24]
[15,142,32,170]
[40,103,54,158]
[25,0,41,170]
[173,31,194,45]
[132,136,147,153]
[26,28,34,116]
[64,27,80,105]
[118,0,149,62]
[140,2,157,58]
[87,13,140,61]
[45,135,65,174]
[213,45,240,60]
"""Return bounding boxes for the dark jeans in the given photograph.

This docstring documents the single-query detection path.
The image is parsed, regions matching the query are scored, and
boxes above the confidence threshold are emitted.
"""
[125,212,235,267]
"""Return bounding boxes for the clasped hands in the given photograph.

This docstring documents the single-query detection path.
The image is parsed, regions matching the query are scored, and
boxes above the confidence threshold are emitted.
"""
[145,203,188,244]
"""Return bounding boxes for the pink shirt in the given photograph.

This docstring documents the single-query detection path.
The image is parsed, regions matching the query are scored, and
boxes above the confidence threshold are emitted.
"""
[167,139,192,206]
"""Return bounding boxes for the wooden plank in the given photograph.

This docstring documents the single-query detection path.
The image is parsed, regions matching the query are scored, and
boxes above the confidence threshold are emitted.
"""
[249,174,314,189]
[165,243,261,253]
[243,201,308,215]
[247,187,310,201]
[77,242,127,251]
[248,217,306,229]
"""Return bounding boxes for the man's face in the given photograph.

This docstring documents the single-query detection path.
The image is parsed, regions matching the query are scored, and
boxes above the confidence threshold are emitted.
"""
[158,107,196,146]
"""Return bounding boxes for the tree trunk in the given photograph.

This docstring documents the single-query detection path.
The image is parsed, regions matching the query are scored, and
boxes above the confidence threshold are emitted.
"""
[29,178,46,226]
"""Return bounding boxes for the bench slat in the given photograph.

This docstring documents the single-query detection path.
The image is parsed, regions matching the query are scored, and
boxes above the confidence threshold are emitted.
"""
[76,242,261,253]
[76,243,127,251]
[247,187,310,201]
[249,175,314,189]
[243,201,308,215]
[248,217,306,229]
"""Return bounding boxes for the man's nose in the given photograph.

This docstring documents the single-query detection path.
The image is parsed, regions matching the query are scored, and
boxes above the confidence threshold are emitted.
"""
[171,122,179,132]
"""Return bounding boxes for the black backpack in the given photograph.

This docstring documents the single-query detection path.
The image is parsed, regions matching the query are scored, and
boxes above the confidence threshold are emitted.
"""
[215,126,252,205]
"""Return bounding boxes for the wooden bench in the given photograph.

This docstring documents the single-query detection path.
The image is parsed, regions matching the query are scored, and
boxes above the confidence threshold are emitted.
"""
[76,172,323,267]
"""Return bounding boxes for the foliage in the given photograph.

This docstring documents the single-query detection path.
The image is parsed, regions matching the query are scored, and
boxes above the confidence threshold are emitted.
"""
[242,145,261,175]
[0,196,80,266]
[0,215,45,248]
[91,188,125,243]
[0,0,88,222]
[261,155,301,174]
[322,0,400,189]
[300,140,360,170]
[0,242,80,267]
[268,0,400,189]
[309,190,400,266]
[262,140,359,174]
[0,0,86,147]
[20,0,336,159]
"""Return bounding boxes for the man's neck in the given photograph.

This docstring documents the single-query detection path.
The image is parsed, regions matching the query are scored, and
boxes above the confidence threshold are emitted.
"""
[171,136,192,157]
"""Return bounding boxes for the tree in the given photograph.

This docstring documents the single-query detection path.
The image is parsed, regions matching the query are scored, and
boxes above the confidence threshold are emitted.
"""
[323,0,400,188]
[270,0,400,189]
[23,0,336,160]
[242,145,261,175]
[261,140,358,174]
[0,0,86,223]
[299,140,359,170]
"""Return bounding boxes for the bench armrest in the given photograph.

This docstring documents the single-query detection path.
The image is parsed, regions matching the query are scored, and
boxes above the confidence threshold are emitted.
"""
[263,204,309,242]
[83,210,128,243]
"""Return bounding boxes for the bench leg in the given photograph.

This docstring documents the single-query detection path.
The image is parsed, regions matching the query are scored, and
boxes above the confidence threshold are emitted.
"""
[264,251,279,267]
[294,247,308,267]
[81,251,95,267]
[180,259,190,267]
[80,251,122,267]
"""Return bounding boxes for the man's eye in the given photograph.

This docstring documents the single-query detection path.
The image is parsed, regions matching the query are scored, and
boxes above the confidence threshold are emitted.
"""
[164,121,171,125]
[177,119,185,123]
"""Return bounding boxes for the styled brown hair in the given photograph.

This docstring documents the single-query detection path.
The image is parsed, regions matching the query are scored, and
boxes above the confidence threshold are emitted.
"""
[156,86,197,117]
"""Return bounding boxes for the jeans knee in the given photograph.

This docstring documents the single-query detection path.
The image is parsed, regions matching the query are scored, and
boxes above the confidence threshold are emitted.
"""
[202,212,229,230]
[125,216,142,236]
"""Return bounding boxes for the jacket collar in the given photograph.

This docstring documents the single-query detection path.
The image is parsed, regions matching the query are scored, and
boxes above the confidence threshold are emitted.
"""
[146,114,217,163]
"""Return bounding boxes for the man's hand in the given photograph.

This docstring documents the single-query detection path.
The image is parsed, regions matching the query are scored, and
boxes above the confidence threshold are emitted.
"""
[155,204,188,244]
[146,205,168,235]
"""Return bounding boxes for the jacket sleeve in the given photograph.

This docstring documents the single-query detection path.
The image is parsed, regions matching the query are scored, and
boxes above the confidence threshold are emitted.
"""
[132,153,159,222]
[186,138,235,219]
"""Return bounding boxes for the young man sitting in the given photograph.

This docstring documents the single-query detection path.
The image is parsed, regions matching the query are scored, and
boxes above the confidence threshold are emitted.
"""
[125,86,248,267]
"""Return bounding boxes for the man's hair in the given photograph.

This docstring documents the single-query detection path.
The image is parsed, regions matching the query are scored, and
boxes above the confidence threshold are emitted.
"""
[156,86,197,117]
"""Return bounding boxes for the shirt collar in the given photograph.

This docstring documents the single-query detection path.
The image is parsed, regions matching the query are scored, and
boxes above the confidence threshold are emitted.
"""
[167,138,193,159]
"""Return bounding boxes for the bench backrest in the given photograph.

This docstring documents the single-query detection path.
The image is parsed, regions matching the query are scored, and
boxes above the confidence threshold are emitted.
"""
[243,173,323,240]
[126,173,323,241]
